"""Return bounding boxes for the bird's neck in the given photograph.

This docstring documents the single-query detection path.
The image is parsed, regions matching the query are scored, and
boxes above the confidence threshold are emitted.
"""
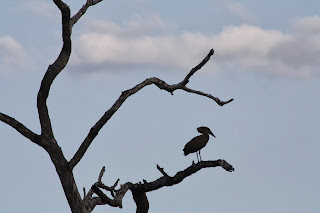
[202,133,209,139]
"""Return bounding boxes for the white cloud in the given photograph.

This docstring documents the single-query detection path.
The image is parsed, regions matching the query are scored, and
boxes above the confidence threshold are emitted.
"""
[22,1,57,19]
[83,15,168,36]
[293,16,320,34]
[70,16,320,78]
[0,36,33,73]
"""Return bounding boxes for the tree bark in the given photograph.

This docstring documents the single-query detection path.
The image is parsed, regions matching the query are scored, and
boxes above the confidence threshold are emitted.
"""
[56,166,85,213]
[90,160,234,212]
[132,191,149,213]
[44,140,86,213]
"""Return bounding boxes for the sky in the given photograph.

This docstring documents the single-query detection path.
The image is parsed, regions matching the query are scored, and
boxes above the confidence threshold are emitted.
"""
[0,0,319,212]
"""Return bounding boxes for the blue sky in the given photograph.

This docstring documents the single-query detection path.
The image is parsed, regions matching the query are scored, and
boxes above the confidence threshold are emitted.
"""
[1,0,319,213]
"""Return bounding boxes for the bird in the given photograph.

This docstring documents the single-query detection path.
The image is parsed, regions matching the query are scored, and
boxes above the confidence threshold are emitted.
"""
[183,126,215,162]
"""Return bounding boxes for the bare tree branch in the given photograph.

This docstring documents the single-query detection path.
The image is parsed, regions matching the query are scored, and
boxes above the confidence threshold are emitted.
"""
[69,49,233,169]
[0,113,41,145]
[2,1,108,213]
[156,164,170,178]
[91,184,129,208]
[2,1,235,212]
[182,87,234,106]
[83,166,122,211]
[132,160,234,192]
[180,48,215,85]
[37,0,71,140]
[70,0,104,27]
[89,160,234,211]
[98,166,105,182]
[35,0,106,144]
[37,0,103,141]
[90,181,132,209]
[1,0,103,146]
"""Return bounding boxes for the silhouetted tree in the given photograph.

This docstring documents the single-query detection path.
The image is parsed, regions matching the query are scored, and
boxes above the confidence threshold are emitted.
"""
[0,1,234,213]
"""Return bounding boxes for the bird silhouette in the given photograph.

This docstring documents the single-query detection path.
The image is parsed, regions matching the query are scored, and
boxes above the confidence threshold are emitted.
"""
[183,126,215,162]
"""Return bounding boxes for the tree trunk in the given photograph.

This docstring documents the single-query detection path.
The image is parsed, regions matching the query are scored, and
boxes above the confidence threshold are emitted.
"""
[46,143,85,213]
[132,191,149,213]
[56,167,85,213]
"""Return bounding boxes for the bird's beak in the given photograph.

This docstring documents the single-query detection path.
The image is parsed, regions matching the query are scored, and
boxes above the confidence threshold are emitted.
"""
[210,132,215,137]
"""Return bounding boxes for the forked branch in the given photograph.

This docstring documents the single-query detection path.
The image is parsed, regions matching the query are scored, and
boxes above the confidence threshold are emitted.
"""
[36,0,104,143]
[71,0,104,27]
[69,49,234,169]
[88,160,234,212]
[84,166,129,211]
[1,1,104,145]
[1,2,235,213]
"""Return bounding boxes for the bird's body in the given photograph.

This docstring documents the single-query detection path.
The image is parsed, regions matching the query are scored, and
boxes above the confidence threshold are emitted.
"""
[183,134,209,156]
[183,126,215,162]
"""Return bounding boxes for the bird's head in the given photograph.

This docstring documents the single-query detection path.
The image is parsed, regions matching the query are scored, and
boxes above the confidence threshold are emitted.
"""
[197,126,215,137]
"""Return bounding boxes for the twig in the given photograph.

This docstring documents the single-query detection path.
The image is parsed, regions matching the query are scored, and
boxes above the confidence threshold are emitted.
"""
[156,164,170,178]
[98,166,105,182]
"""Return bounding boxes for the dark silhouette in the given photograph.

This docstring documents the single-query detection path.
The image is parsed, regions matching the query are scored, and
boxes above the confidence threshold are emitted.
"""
[0,1,234,212]
[183,126,215,162]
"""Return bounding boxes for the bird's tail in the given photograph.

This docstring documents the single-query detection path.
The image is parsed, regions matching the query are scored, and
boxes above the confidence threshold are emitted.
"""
[183,149,189,156]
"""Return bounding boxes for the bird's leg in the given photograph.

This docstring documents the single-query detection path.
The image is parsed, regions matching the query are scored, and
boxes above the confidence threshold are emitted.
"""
[199,150,202,162]
[196,152,199,163]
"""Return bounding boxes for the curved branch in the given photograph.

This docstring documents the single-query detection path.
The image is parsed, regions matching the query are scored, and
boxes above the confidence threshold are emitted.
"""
[89,160,234,211]
[90,182,132,209]
[69,49,233,169]
[83,166,122,211]
[37,0,105,141]
[182,87,234,106]
[132,160,234,192]
[0,113,41,145]
[37,0,71,139]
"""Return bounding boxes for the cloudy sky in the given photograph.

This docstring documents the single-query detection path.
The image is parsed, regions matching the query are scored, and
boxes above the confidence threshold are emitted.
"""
[1,0,319,213]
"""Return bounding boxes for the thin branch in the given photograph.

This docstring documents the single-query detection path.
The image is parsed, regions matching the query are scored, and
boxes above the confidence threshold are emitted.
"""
[83,166,108,202]
[84,166,128,210]
[89,159,234,211]
[90,182,132,209]
[133,160,235,192]
[156,164,170,178]
[37,0,71,139]
[70,0,104,27]
[69,49,233,169]
[180,49,214,85]
[91,185,116,206]
[182,87,234,106]
[0,113,41,145]
[83,166,120,211]
[95,167,119,196]
[98,166,106,182]
[95,179,120,195]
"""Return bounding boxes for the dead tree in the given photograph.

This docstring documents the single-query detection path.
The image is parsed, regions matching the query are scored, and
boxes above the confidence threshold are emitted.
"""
[0,1,234,213]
